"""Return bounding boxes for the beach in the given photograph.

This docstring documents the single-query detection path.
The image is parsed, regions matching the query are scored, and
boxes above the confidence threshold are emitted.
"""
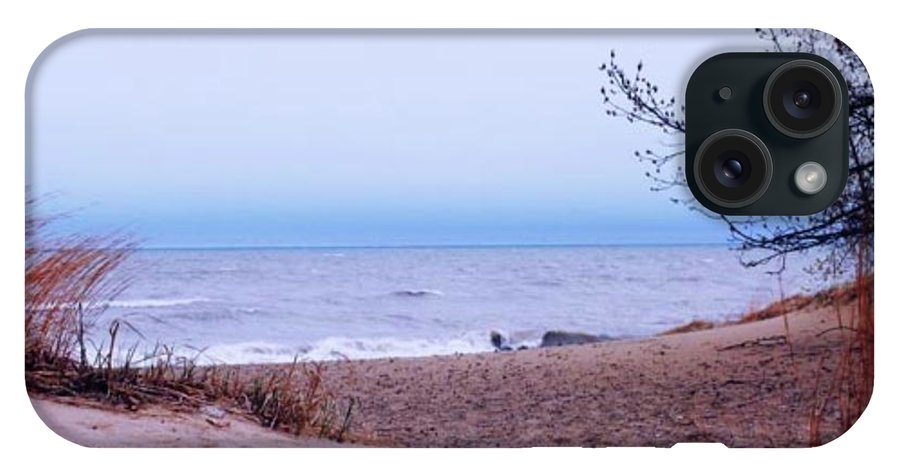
[31,290,860,447]
[31,398,351,448]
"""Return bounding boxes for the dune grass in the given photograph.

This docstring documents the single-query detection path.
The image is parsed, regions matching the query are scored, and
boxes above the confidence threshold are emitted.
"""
[807,259,873,445]
[659,319,715,335]
[657,270,873,446]
[661,276,871,335]
[25,216,357,443]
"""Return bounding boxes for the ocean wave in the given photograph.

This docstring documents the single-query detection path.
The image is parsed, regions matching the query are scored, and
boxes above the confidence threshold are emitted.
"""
[28,297,211,312]
[99,329,581,366]
[199,341,311,365]
[196,334,496,364]
[303,335,491,361]
[667,276,702,283]
[525,279,564,287]
[391,289,444,298]
[105,297,211,308]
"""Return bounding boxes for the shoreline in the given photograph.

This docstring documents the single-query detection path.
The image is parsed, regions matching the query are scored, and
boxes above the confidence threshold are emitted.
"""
[29,287,862,447]
[315,296,855,447]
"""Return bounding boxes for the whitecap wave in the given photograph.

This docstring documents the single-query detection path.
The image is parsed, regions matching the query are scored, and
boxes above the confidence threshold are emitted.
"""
[196,333,495,364]
[93,329,548,366]
[28,297,211,312]
[105,297,211,308]
[303,334,490,361]
[391,289,444,298]
[199,341,310,365]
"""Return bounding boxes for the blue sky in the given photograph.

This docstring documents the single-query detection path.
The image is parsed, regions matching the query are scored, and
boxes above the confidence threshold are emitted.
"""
[28,30,763,248]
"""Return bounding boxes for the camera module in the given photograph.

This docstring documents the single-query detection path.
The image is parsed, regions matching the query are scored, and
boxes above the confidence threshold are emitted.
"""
[686,53,849,215]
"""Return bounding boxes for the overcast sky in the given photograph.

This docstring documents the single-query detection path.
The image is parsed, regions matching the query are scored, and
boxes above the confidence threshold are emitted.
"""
[28,30,763,248]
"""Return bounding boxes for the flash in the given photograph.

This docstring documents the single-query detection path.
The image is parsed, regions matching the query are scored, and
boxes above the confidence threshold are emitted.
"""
[794,162,828,195]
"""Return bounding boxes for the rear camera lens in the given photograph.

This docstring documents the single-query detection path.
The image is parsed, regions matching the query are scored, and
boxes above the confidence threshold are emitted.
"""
[764,59,842,138]
[793,90,812,108]
[693,129,773,208]
[720,158,744,182]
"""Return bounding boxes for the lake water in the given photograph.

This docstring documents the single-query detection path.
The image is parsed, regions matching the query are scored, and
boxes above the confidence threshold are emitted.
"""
[94,245,824,364]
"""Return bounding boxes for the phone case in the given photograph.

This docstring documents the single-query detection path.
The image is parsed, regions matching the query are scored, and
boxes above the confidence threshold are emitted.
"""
[25,29,873,448]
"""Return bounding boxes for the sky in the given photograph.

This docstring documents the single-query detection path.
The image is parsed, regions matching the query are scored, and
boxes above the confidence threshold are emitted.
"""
[28,30,764,248]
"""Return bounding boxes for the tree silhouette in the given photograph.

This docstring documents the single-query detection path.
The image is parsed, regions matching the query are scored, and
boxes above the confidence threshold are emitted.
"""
[600,29,873,274]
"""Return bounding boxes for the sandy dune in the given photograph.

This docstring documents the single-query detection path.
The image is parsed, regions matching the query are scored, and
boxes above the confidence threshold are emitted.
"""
[30,398,350,447]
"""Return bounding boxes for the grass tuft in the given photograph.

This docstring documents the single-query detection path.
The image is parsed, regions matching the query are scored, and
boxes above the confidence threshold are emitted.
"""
[659,320,715,335]
[25,210,358,443]
[807,250,873,445]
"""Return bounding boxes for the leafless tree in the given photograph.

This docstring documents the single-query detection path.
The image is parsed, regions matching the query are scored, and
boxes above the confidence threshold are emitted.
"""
[600,29,873,275]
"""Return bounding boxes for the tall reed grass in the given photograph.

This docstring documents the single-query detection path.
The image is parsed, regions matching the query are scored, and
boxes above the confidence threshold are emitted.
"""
[25,211,357,442]
[25,211,132,370]
[808,242,873,445]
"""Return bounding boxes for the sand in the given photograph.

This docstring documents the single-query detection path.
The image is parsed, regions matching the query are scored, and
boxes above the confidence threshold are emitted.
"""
[319,301,857,447]
[30,298,860,448]
[30,398,350,447]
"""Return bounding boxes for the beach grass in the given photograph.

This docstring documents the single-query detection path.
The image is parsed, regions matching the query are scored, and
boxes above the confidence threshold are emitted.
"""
[25,221,358,443]
[808,264,873,445]
[658,274,873,446]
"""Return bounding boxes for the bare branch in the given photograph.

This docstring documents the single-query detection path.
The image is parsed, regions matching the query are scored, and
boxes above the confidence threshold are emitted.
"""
[600,29,873,275]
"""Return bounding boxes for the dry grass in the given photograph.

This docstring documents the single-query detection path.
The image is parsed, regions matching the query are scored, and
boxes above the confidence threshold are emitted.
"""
[657,291,819,337]
[807,253,873,445]
[25,213,358,443]
[25,231,131,370]
[737,294,816,323]
[659,277,871,336]
[240,361,356,440]
[659,319,715,335]
[656,266,874,447]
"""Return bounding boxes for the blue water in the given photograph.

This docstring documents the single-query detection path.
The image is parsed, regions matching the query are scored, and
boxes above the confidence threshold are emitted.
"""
[93,245,824,364]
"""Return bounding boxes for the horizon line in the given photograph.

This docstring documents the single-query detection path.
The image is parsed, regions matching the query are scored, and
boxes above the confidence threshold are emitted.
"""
[135,241,733,251]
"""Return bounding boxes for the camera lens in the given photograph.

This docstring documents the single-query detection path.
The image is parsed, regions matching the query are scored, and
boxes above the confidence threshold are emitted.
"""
[721,158,743,180]
[693,129,773,208]
[764,59,842,138]
[793,90,812,108]
[714,153,752,188]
